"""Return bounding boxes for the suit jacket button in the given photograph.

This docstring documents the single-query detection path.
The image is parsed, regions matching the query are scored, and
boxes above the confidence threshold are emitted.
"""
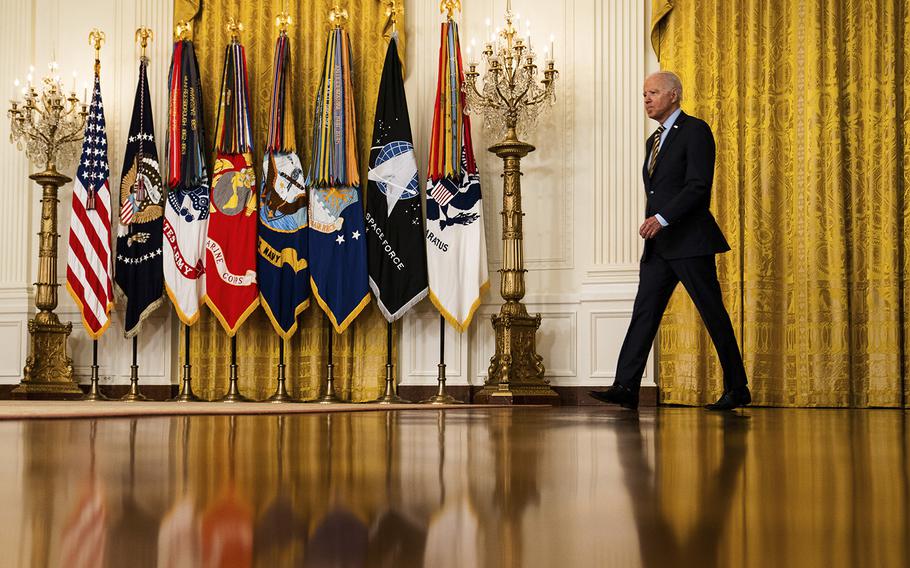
[649,191,654,194]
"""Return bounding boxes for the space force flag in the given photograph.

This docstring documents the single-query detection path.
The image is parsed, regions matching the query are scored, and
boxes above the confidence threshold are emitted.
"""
[307,27,370,334]
[66,62,113,339]
[114,55,165,337]
[258,32,309,339]
[164,38,209,325]
[366,36,428,322]
[203,40,259,336]
[425,21,489,332]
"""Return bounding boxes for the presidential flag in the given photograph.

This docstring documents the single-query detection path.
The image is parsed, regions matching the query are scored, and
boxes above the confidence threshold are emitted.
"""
[66,65,113,339]
[203,40,259,336]
[366,36,427,322]
[114,55,165,337]
[425,21,489,332]
[307,27,370,334]
[258,33,309,339]
[164,38,209,326]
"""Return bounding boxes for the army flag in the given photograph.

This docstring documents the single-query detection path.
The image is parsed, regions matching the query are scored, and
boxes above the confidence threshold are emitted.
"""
[164,38,209,325]
[258,33,309,339]
[425,21,489,332]
[366,36,427,322]
[114,56,165,337]
[203,40,259,336]
[307,27,370,333]
[66,64,113,339]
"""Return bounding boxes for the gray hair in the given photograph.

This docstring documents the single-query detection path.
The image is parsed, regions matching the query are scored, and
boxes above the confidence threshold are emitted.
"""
[648,71,683,103]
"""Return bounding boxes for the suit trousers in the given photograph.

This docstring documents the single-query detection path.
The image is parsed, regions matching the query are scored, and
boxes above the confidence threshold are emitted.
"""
[615,252,748,391]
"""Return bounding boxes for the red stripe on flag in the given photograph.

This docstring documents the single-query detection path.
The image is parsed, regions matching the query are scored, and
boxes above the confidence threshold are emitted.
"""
[71,189,111,273]
[65,266,103,333]
[68,232,110,315]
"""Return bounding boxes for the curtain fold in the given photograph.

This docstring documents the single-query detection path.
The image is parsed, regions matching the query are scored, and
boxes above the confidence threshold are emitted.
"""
[175,1,406,401]
[655,0,909,407]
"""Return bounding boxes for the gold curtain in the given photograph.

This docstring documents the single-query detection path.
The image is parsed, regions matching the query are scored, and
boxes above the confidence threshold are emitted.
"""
[173,1,406,401]
[653,0,910,406]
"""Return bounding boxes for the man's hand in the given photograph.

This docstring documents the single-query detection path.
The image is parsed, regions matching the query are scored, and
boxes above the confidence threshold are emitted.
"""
[639,216,664,239]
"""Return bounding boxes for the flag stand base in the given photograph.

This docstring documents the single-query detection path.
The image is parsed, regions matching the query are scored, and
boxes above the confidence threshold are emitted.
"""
[173,325,200,402]
[84,341,109,401]
[373,363,410,404]
[121,364,148,402]
[314,363,343,404]
[268,339,296,403]
[219,363,250,403]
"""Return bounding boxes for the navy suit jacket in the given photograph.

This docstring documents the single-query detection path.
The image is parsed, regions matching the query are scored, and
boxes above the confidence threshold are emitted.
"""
[642,111,730,260]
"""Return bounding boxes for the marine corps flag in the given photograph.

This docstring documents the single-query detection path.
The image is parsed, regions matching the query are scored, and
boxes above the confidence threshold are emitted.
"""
[164,38,209,325]
[115,55,165,337]
[204,40,259,336]
[258,32,309,339]
[425,20,489,332]
[307,27,370,333]
[366,36,427,322]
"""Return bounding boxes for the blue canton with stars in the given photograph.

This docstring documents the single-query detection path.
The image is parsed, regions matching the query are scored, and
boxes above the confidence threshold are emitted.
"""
[77,76,109,196]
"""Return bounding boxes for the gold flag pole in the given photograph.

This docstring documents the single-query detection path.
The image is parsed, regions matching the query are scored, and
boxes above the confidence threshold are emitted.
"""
[121,27,155,403]
[83,29,110,402]
[422,0,464,406]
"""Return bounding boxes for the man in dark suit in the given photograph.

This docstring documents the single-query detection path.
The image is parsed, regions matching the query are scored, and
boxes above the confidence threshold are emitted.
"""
[590,71,751,411]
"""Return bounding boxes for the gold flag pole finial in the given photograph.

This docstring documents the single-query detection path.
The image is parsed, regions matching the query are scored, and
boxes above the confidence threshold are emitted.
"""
[226,17,244,42]
[329,4,349,28]
[135,27,153,59]
[175,20,192,41]
[386,0,399,34]
[276,12,293,34]
[440,0,461,20]
[88,29,105,74]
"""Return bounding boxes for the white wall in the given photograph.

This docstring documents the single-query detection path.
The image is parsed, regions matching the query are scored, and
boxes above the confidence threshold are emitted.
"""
[0,0,659,390]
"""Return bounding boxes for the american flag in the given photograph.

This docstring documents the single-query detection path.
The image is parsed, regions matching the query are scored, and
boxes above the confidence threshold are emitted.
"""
[66,74,114,339]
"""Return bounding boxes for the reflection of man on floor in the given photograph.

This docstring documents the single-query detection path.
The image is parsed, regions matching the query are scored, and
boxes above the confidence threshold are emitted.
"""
[616,411,749,567]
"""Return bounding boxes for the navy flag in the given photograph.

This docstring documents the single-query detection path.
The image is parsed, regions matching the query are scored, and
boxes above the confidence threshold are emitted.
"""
[307,27,370,334]
[366,37,427,321]
[258,33,309,339]
[115,56,164,337]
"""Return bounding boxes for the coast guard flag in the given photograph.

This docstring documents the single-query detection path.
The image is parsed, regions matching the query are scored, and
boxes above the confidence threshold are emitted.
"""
[203,40,259,336]
[114,56,165,337]
[425,20,488,332]
[366,36,427,322]
[164,39,209,325]
[66,68,113,339]
[258,33,309,339]
[307,27,370,333]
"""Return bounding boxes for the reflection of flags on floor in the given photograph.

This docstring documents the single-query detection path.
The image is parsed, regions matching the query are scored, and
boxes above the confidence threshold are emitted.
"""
[164,39,209,325]
[425,21,489,332]
[258,33,309,339]
[114,56,165,337]
[201,488,253,568]
[157,496,200,568]
[366,36,428,322]
[203,41,259,336]
[66,66,113,339]
[307,27,370,333]
[58,481,107,568]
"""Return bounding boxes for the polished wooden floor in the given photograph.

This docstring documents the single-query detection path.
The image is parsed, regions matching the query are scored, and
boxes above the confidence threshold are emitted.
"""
[0,407,908,567]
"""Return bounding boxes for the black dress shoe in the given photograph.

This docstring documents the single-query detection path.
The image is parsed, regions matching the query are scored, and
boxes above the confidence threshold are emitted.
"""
[589,385,639,410]
[705,387,752,411]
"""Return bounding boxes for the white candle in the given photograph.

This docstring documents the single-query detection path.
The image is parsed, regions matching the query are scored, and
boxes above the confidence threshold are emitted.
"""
[549,34,555,60]
[12,79,19,101]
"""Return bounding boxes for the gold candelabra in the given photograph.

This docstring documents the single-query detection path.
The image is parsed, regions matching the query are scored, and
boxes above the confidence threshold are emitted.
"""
[464,2,560,404]
[8,58,89,398]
